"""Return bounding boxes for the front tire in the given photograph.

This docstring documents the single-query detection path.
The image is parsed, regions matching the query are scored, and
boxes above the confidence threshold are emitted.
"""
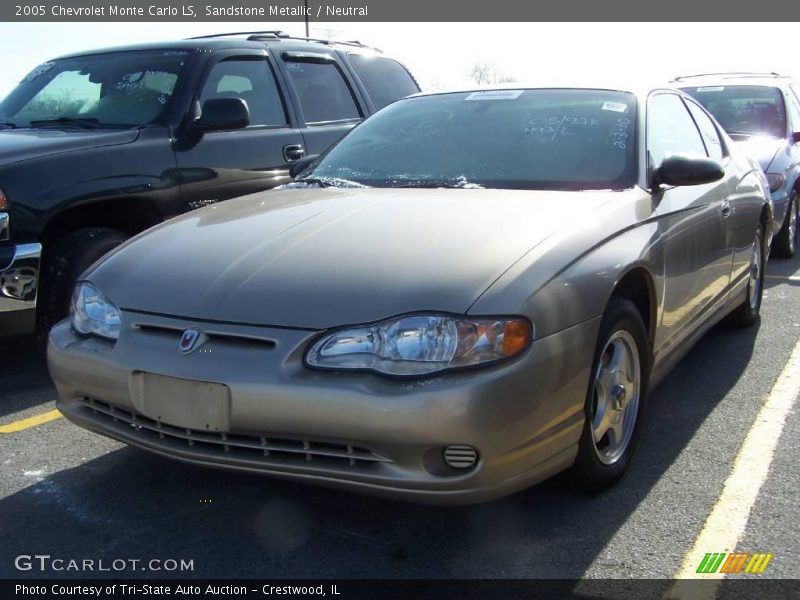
[773,191,797,258]
[37,227,128,345]
[567,298,650,492]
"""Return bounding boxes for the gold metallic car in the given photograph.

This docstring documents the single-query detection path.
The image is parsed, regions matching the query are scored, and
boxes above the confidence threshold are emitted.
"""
[49,85,772,504]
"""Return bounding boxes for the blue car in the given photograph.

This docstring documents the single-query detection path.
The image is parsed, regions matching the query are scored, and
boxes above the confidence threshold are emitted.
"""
[676,73,800,257]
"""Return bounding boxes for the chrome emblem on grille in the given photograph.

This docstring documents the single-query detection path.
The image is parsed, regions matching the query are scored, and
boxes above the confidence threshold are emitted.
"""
[178,329,202,354]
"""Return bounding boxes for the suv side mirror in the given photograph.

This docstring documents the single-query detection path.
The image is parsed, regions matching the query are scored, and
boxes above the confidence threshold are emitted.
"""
[192,98,250,133]
[289,154,320,179]
[653,154,725,188]
[791,131,800,144]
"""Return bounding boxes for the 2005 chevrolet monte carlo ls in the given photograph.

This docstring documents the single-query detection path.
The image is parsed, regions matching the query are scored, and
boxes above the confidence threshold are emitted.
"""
[48,84,772,504]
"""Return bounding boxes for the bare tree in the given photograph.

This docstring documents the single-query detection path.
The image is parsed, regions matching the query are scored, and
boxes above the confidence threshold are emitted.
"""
[468,60,516,85]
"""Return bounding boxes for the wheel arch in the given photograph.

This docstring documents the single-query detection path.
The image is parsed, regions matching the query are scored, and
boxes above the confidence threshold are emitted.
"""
[40,196,163,251]
[607,265,657,351]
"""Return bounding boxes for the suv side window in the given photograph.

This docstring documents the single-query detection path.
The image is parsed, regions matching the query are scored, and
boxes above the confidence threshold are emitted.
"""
[199,58,288,128]
[284,59,361,124]
[791,84,800,107]
[347,54,419,110]
[685,99,725,161]
[647,93,707,167]
[785,88,800,134]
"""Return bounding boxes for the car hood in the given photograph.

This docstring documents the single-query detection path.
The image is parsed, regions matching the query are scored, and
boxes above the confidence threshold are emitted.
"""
[0,128,139,167]
[732,135,785,172]
[89,187,618,329]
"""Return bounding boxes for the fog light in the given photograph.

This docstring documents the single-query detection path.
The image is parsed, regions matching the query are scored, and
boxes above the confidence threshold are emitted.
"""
[443,445,478,469]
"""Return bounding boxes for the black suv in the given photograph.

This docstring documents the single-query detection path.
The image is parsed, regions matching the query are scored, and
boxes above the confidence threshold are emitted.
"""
[0,31,419,338]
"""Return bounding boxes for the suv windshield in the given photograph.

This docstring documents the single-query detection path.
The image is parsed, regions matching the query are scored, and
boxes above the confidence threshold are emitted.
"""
[0,50,189,128]
[303,89,638,190]
[681,85,787,138]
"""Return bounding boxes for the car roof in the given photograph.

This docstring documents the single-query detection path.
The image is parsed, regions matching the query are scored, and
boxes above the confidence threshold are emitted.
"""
[52,32,382,60]
[410,80,687,103]
[671,72,794,89]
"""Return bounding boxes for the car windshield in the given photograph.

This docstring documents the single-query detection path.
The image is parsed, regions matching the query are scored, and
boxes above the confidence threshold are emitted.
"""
[0,50,189,128]
[302,89,638,191]
[680,85,787,138]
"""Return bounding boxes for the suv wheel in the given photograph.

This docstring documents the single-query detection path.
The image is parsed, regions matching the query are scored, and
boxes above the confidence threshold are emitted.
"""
[37,228,128,346]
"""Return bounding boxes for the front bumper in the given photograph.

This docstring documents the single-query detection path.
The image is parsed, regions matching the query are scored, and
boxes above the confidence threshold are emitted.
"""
[48,311,600,505]
[0,239,41,335]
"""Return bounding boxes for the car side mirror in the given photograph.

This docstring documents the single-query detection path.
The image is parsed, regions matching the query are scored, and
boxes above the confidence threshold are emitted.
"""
[289,154,320,179]
[653,154,725,188]
[791,131,800,144]
[192,98,250,133]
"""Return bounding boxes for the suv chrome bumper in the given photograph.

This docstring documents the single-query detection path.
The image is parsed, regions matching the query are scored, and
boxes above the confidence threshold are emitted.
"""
[0,241,42,313]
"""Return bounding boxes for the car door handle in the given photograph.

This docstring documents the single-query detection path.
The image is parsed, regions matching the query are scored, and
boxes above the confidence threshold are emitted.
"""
[283,144,306,162]
[721,199,733,218]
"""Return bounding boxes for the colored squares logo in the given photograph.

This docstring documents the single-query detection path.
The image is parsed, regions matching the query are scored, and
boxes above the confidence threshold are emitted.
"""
[696,552,773,574]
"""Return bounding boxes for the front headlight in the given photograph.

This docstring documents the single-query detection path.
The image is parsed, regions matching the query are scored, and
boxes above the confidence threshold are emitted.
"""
[70,282,122,340]
[305,313,533,376]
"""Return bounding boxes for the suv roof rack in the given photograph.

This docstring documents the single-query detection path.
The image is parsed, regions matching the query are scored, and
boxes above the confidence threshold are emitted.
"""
[186,31,380,52]
[672,72,785,82]
[189,30,290,40]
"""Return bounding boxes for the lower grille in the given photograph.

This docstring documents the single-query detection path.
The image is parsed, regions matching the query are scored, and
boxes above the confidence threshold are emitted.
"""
[77,398,390,469]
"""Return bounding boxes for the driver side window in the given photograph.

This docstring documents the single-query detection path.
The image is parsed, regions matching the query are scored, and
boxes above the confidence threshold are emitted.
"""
[647,93,707,168]
[199,58,288,128]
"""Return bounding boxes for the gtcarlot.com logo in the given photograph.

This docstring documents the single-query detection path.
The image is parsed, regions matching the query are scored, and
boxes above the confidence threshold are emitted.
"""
[14,554,194,572]
[696,552,773,574]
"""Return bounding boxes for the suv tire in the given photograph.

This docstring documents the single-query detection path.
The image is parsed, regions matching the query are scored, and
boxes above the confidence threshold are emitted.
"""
[37,228,128,346]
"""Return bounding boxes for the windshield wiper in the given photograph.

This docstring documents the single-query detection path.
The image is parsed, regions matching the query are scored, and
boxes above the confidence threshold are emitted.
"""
[390,178,484,189]
[0,121,16,129]
[294,176,365,188]
[29,117,103,129]
[295,177,334,188]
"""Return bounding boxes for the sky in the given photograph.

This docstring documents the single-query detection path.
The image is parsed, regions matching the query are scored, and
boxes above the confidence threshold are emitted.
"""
[0,22,798,99]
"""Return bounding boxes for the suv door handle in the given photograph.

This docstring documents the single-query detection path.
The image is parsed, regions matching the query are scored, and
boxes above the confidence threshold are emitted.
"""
[283,144,306,162]
[721,199,733,218]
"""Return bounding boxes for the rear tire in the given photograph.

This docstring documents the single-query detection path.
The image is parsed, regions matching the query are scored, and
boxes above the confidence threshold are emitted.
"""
[729,226,765,327]
[36,227,128,346]
[772,191,797,258]
[567,298,650,492]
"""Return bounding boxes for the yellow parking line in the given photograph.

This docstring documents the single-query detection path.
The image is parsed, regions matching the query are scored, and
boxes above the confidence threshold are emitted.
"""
[0,409,62,434]
[669,336,800,598]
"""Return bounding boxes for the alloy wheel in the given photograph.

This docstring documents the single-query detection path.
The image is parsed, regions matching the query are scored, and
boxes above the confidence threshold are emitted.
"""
[591,330,641,465]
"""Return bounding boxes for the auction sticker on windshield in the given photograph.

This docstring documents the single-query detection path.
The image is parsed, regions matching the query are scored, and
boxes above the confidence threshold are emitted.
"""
[465,90,524,101]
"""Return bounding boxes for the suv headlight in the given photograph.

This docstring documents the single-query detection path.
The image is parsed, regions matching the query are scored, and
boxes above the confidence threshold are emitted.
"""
[305,313,533,377]
[70,282,122,340]
[766,173,785,193]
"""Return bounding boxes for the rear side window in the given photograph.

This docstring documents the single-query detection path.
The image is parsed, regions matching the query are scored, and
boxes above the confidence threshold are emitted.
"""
[348,54,419,110]
[685,100,725,161]
[199,58,287,128]
[647,93,707,167]
[284,60,361,124]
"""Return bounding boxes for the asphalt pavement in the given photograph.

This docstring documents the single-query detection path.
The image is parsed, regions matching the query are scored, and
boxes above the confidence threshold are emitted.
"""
[1,253,799,583]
